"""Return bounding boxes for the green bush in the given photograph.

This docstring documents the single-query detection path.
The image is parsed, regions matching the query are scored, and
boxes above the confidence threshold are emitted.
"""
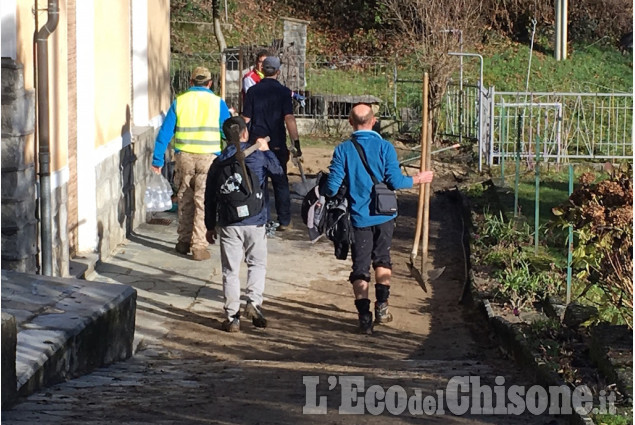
[552,165,633,327]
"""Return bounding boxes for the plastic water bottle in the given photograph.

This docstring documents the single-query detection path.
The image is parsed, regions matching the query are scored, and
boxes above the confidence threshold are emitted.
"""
[145,188,155,210]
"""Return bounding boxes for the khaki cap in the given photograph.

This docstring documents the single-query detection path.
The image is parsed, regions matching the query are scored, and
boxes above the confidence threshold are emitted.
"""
[191,66,211,82]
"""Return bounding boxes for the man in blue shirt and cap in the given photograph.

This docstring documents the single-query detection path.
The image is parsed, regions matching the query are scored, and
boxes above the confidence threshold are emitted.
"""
[242,56,301,231]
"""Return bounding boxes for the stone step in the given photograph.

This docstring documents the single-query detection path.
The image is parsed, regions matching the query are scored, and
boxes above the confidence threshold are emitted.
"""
[0,270,136,409]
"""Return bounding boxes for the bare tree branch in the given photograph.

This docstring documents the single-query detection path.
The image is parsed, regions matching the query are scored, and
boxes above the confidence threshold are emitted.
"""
[382,0,484,112]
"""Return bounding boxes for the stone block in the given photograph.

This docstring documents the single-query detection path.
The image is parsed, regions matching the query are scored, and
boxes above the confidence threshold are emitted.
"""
[1,223,38,259]
[3,270,137,398]
[1,59,25,104]
[1,199,37,229]
[1,313,17,409]
[563,303,599,328]
[95,179,113,211]
[53,243,70,278]
[95,154,118,183]
[1,136,32,171]
[56,201,69,242]
[1,256,38,274]
[111,173,122,197]
[1,166,35,200]
[55,182,68,205]
[1,90,35,137]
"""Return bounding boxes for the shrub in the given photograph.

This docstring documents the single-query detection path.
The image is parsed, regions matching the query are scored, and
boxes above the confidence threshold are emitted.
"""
[552,164,633,327]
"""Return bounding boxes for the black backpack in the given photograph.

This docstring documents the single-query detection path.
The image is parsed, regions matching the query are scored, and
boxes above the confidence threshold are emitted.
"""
[214,155,264,224]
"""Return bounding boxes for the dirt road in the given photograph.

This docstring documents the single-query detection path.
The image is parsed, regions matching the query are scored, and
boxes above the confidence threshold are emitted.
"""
[3,147,565,424]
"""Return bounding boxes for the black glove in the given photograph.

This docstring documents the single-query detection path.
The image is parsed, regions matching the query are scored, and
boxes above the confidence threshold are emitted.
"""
[293,140,302,158]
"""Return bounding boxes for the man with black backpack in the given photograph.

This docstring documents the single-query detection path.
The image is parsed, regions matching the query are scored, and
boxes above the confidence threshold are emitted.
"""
[204,116,284,332]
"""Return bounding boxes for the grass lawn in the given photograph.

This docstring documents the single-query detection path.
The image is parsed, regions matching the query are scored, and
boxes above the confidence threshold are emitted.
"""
[493,163,609,227]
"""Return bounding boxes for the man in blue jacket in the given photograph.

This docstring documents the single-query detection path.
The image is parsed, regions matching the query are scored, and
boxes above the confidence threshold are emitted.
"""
[325,103,434,334]
[204,116,284,333]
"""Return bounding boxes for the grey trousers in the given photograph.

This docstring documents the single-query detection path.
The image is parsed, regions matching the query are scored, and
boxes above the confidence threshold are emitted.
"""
[219,225,267,320]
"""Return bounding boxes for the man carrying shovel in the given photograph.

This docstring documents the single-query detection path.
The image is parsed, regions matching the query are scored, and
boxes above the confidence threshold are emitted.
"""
[325,103,434,334]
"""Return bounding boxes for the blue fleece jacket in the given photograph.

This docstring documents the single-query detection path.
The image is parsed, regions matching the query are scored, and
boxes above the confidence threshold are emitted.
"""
[152,86,231,167]
[204,142,283,228]
[325,130,413,228]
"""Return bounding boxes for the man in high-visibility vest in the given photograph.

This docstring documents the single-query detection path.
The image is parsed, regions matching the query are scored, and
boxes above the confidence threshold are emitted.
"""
[152,66,231,260]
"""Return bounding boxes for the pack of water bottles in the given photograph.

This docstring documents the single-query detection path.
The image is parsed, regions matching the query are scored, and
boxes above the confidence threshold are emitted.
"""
[145,173,173,212]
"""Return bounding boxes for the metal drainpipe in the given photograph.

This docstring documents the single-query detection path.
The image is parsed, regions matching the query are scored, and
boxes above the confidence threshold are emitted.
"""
[213,0,227,99]
[35,0,60,276]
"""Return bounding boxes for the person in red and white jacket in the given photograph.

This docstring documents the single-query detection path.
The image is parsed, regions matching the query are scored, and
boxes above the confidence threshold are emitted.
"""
[242,50,306,107]
[242,50,269,97]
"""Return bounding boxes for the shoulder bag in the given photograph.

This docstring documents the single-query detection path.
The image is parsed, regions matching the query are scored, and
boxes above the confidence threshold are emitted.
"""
[350,137,398,216]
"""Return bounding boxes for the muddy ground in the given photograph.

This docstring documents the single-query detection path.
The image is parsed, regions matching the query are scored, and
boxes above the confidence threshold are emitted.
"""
[3,146,568,424]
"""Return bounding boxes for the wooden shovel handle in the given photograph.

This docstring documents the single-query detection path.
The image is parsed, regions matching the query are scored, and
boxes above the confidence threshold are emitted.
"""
[411,73,429,261]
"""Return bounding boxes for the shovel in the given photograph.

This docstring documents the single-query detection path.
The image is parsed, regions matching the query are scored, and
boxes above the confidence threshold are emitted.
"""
[290,146,316,197]
[408,72,445,291]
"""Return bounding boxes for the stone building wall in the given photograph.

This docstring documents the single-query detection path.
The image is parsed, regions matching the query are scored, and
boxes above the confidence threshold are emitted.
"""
[93,126,156,261]
[51,184,69,276]
[1,59,38,273]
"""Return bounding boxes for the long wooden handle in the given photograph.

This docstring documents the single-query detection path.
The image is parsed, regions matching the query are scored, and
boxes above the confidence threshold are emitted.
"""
[421,73,431,260]
[410,73,429,261]
[243,136,270,157]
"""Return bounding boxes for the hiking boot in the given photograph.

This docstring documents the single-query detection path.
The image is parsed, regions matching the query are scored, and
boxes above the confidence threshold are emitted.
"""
[243,301,267,328]
[277,222,292,231]
[221,317,240,333]
[175,241,190,255]
[359,312,374,335]
[374,302,393,324]
[191,248,211,261]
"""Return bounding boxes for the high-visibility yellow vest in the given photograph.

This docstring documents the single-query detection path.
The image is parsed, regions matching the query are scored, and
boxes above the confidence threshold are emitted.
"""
[174,90,222,154]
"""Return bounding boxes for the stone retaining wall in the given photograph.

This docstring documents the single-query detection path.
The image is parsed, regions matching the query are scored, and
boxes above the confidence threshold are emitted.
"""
[1,58,38,273]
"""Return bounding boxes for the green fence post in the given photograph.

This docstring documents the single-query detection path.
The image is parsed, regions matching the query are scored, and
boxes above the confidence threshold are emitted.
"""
[566,164,574,305]
[534,134,541,254]
[514,113,522,217]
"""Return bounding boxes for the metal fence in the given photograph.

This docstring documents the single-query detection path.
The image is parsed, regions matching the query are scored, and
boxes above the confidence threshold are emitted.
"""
[170,53,633,165]
[488,91,634,164]
[171,53,396,119]
[437,83,482,142]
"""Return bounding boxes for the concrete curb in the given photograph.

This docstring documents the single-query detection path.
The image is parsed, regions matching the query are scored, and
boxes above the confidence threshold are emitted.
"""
[455,191,596,425]
[477,298,595,425]
[1,313,17,409]
[1,270,136,405]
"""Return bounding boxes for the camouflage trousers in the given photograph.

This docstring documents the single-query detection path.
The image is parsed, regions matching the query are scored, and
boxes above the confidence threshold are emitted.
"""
[174,151,216,250]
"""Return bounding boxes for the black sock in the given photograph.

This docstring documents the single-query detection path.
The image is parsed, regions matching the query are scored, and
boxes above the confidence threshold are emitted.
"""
[375,283,390,304]
[354,298,371,315]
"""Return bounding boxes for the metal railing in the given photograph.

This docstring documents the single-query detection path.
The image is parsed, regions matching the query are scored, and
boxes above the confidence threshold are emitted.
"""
[488,91,634,164]
[170,53,395,119]
[437,83,481,142]
[169,53,633,165]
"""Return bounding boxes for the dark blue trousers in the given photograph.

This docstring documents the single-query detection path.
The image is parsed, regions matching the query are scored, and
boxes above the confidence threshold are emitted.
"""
[268,149,291,225]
